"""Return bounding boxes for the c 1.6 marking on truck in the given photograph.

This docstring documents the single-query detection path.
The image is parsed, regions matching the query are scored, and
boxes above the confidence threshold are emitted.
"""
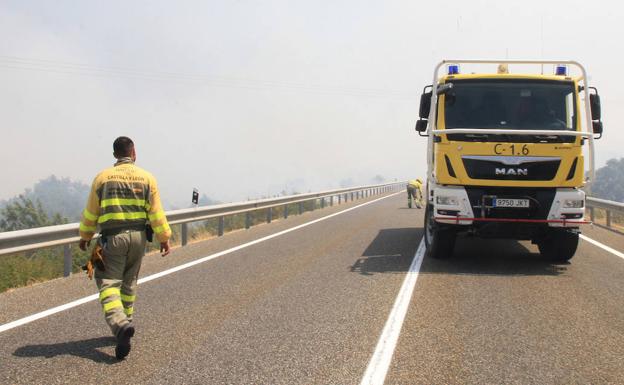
[494,143,530,155]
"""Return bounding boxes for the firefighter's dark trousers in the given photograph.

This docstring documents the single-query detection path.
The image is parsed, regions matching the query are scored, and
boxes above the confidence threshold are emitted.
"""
[407,186,423,208]
[95,230,146,337]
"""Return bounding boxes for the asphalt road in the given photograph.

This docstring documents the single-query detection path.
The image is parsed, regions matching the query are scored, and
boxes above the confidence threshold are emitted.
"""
[1,192,623,385]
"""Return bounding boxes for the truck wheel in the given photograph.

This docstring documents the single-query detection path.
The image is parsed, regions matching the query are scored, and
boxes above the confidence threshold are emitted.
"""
[538,230,579,262]
[424,203,456,259]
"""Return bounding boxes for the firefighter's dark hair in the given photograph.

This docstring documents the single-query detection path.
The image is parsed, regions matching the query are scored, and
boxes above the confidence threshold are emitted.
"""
[113,136,134,158]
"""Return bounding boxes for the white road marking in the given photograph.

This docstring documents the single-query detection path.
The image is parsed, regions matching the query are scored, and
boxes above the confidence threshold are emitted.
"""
[360,238,426,385]
[0,191,402,334]
[580,234,624,260]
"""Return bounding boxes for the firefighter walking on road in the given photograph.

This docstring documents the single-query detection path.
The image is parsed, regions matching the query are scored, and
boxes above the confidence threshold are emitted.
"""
[407,179,423,209]
[78,136,171,360]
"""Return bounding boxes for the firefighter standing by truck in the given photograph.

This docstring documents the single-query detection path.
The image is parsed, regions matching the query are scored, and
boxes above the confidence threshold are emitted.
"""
[78,136,171,360]
[407,179,423,208]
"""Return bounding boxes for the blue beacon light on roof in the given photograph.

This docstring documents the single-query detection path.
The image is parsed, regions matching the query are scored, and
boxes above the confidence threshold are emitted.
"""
[555,65,568,76]
[447,64,460,75]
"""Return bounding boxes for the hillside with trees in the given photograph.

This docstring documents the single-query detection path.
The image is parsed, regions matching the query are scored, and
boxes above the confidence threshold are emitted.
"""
[592,158,624,202]
[0,175,90,223]
[0,195,68,231]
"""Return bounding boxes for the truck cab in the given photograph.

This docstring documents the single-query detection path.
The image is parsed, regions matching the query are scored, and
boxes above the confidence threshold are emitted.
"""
[415,60,603,261]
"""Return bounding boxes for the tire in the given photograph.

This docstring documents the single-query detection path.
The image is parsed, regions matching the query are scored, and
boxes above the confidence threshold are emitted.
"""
[408,200,412,209]
[538,230,579,262]
[424,203,456,259]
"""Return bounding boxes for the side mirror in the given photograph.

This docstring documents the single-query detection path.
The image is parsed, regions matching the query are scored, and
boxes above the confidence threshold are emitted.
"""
[419,88,432,119]
[590,91,601,121]
[592,120,603,139]
[415,119,428,132]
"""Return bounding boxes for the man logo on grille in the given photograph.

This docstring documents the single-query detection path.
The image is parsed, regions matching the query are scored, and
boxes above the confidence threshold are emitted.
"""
[495,168,528,176]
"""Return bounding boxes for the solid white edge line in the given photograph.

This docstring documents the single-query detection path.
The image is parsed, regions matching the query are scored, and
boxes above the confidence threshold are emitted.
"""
[580,234,624,260]
[0,191,403,334]
[360,238,426,385]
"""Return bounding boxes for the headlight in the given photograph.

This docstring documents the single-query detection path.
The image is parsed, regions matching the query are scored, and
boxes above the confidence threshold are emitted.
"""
[436,195,459,206]
[563,199,584,208]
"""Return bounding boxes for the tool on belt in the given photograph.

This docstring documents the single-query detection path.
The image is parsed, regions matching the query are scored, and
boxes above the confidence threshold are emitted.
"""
[146,224,154,243]
[82,243,105,280]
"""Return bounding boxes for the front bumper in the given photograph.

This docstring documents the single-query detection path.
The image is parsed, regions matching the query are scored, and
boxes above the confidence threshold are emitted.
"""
[432,186,588,228]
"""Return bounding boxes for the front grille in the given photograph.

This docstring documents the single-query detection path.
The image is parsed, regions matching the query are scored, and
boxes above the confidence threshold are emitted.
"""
[462,158,560,181]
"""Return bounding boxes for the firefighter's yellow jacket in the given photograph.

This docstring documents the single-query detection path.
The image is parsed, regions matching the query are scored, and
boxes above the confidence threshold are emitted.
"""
[407,179,422,190]
[79,158,171,243]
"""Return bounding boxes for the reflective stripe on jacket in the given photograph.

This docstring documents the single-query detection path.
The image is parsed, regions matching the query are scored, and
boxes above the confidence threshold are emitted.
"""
[79,158,171,243]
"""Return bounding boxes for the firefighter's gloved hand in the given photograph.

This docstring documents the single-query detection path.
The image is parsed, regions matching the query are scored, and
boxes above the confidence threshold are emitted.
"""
[79,239,91,251]
[160,241,170,257]
[82,244,104,280]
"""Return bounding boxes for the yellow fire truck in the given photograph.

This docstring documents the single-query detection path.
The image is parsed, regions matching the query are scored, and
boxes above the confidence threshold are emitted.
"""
[415,60,603,261]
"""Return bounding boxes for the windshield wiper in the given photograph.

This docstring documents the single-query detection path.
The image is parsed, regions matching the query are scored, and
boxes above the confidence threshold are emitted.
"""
[534,135,558,140]
[465,134,489,140]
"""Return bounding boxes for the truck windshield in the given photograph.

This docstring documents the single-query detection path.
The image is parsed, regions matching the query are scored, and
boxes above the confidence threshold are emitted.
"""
[444,79,577,142]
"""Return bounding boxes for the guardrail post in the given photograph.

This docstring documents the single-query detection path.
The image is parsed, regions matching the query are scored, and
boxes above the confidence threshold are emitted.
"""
[589,207,595,223]
[330,196,334,206]
[338,195,342,204]
[63,244,72,277]
[245,212,251,229]
[181,223,188,246]
[606,210,612,227]
[284,204,289,218]
[298,202,304,215]
[311,199,315,211]
[321,198,325,208]
[218,216,224,236]
[267,207,272,223]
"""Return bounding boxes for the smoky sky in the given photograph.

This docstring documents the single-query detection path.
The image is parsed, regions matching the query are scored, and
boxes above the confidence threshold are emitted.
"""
[1,0,622,208]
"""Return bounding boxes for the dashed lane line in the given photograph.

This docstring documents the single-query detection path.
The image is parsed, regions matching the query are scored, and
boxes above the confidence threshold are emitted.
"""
[580,234,624,260]
[360,238,425,385]
[359,233,623,385]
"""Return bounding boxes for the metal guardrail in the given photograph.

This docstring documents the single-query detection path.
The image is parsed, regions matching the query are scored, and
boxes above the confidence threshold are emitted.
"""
[587,197,624,229]
[0,182,405,276]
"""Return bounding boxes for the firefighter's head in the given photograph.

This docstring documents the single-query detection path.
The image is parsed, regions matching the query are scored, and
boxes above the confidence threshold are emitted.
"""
[113,136,136,161]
